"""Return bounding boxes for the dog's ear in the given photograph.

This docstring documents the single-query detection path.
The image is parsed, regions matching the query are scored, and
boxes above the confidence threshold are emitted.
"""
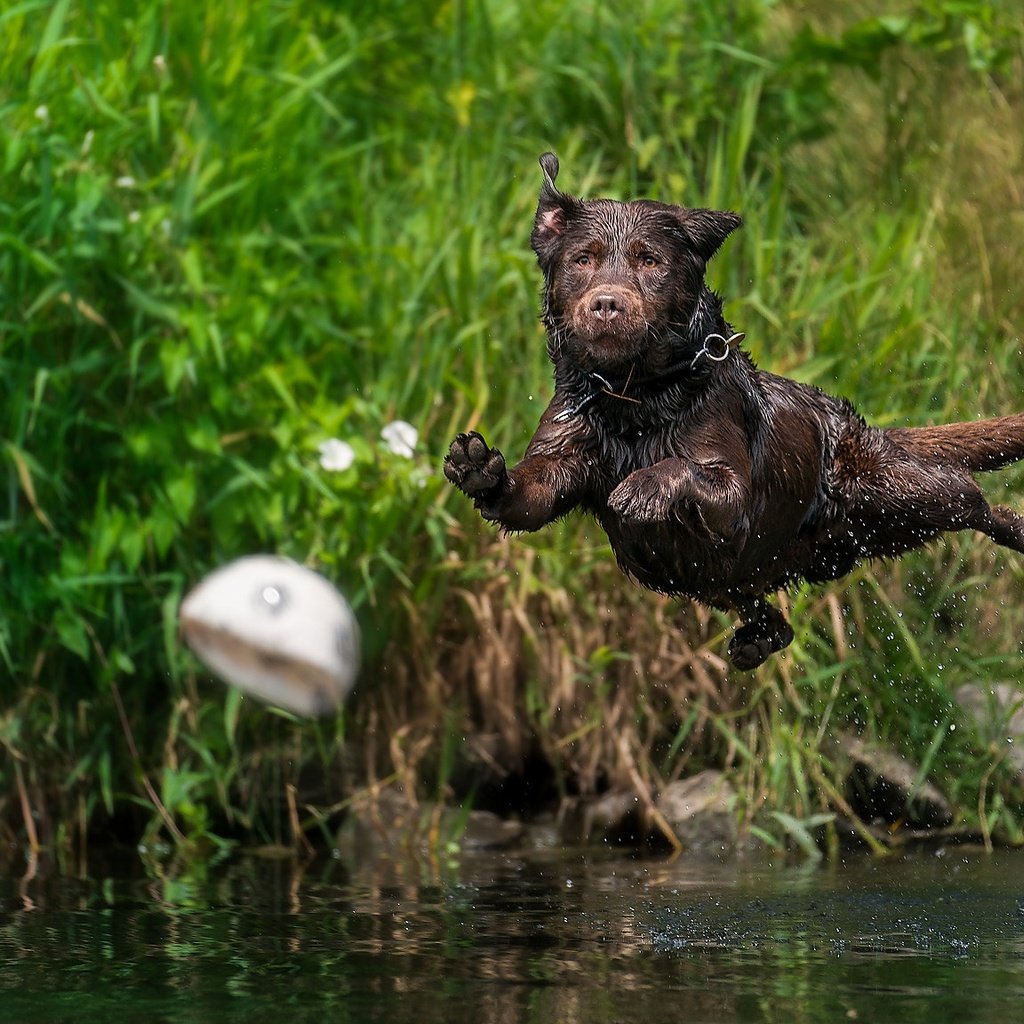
[678,208,742,263]
[531,152,583,264]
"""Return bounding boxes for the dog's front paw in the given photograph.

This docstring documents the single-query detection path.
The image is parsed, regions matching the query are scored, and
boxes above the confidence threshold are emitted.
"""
[608,468,676,522]
[444,431,507,499]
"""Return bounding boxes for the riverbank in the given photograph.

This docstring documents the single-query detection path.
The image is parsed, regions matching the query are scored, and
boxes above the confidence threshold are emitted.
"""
[3,0,1023,863]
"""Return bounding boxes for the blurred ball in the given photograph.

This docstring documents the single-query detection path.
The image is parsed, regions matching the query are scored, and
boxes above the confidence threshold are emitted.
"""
[179,555,360,717]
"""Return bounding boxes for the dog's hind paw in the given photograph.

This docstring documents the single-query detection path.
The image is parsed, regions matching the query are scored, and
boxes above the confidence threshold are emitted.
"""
[444,431,507,499]
[727,618,795,671]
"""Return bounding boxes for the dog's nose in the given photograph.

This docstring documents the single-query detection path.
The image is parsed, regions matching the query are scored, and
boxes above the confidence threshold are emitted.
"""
[589,293,621,319]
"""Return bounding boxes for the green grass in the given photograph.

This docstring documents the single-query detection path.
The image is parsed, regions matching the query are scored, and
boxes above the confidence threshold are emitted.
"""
[2,0,1024,864]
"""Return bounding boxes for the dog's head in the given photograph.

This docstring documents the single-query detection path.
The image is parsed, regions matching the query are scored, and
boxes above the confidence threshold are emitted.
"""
[530,153,741,373]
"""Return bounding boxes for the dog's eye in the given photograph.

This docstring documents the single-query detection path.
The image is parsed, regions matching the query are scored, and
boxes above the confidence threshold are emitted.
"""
[641,255,659,268]
[576,254,590,267]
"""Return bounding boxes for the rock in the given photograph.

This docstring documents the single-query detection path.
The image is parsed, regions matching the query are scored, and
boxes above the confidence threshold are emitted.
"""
[521,813,561,851]
[839,735,953,829]
[954,683,1024,776]
[548,792,642,845]
[459,810,525,851]
[581,790,644,844]
[334,786,419,861]
[656,770,738,852]
[335,789,522,859]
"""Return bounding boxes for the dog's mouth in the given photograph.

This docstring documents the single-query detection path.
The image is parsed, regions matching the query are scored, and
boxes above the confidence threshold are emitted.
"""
[567,286,649,366]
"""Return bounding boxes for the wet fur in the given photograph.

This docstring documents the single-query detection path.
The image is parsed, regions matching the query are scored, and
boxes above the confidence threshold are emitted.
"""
[445,153,1024,669]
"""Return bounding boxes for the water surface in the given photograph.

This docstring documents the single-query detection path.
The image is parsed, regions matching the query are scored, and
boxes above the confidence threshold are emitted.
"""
[3,847,1024,1023]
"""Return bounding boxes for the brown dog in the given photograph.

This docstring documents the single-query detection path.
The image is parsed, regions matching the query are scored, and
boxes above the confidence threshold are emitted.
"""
[444,153,1024,669]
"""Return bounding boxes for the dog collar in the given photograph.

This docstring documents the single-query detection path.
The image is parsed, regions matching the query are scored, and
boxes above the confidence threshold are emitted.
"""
[691,331,744,368]
[552,332,745,423]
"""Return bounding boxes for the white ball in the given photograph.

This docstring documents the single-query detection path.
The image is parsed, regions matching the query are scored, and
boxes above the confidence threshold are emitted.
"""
[179,555,360,717]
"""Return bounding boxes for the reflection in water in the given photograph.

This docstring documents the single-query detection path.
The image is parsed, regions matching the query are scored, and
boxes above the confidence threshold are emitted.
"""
[3,849,1024,1023]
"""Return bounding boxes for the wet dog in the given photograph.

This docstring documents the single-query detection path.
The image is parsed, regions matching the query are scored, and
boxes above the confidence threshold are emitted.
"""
[444,153,1024,669]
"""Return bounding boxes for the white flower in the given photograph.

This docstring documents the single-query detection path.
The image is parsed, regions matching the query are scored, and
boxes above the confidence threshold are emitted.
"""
[381,420,418,458]
[34,105,48,122]
[128,210,140,223]
[317,438,355,472]
[153,54,167,73]
[115,175,136,189]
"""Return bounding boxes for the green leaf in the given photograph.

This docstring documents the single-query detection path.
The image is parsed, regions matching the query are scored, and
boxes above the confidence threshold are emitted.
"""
[224,686,243,747]
[28,0,71,95]
[54,608,90,661]
[98,749,114,815]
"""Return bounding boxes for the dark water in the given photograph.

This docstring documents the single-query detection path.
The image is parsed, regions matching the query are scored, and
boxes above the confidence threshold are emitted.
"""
[3,847,1024,1023]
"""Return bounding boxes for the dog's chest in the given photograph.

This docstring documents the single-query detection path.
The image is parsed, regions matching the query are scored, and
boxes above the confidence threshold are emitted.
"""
[598,510,733,599]
[579,411,736,596]
[583,405,706,494]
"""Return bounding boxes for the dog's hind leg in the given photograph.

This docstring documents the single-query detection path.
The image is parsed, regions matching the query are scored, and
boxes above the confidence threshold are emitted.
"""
[854,457,1024,560]
[885,420,1024,555]
[968,503,1024,554]
[727,597,795,671]
[835,428,1024,562]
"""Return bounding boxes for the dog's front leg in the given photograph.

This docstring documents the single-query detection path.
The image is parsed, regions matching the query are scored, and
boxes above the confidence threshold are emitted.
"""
[444,430,584,532]
[608,457,750,543]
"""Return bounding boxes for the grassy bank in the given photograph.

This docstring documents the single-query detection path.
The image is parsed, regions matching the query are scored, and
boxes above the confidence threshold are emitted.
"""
[2,0,1023,864]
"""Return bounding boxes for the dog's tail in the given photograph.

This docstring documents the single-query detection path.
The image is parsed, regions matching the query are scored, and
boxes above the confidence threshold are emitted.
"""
[889,413,1024,473]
